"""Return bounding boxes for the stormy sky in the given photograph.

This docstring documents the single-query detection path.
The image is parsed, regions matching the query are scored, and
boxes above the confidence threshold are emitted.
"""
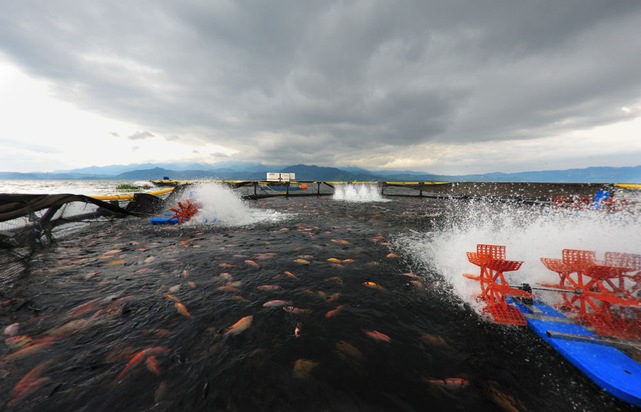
[1,1,641,174]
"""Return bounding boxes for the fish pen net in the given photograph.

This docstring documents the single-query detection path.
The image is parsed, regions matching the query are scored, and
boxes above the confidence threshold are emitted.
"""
[0,192,176,246]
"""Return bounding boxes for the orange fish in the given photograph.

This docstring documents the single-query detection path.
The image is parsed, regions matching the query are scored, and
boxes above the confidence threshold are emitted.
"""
[175,302,192,318]
[219,263,236,268]
[284,271,300,281]
[107,259,126,265]
[217,285,240,293]
[9,361,51,405]
[2,339,54,363]
[46,319,92,337]
[325,304,347,318]
[419,333,448,347]
[342,258,355,263]
[145,356,161,375]
[224,315,253,336]
[5,335,32,349]
[84,271,101,281]
[331,239,350,245]
[100,249,122,258]
[327,258,342,264]
[255,253,276,260]
[257,284,282,291]
[163,293,181,303]
[362,281,386,291]
[283,306,313,315]
[326,292,341,303]
[483,381,523,412]
[115,346,169,382]
[292,359,319,379]
[4,322,20,337]
[386,253,398,259]
[335,340,364,361]
[293,258,310,265]
[422,377,469,389]
[245,259,259,268]
[363,329,391,343]
[294,322,302,338]
[263,300,292,308]
[324,276,344,286]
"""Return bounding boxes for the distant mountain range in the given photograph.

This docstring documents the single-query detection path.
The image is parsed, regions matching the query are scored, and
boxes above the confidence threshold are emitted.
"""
[1,163,640,183]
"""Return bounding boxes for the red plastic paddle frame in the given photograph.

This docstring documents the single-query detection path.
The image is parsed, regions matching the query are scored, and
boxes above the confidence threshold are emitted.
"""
[464,244,532,326]
[169,199,199,224]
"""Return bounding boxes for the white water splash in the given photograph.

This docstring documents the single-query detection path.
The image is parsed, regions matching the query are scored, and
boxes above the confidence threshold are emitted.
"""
[333,184,388,202]
[397,199,641,313]
[183,183,288,227]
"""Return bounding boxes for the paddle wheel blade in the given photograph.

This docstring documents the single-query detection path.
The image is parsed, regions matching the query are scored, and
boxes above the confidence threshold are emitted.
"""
[484,303,528,326]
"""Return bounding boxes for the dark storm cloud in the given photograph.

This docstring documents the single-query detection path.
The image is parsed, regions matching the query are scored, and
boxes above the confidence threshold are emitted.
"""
[1,1,640,165]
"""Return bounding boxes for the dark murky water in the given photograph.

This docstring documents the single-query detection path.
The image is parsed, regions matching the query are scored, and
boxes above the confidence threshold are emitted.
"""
[0,194,638,411]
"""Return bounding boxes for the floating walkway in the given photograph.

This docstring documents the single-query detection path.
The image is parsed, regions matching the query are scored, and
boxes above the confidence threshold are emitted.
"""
[149,179,641,203]
[150,179,452,200]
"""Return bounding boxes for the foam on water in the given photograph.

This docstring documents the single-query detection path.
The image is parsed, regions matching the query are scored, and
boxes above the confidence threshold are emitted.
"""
[333,184,389,202]
[397,199,641,314]
[185,182,288,227]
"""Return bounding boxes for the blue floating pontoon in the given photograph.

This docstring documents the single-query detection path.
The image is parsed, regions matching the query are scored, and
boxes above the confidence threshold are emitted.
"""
[510,298,641,407]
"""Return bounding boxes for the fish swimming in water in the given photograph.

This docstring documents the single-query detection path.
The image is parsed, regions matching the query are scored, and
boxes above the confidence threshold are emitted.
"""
[482,381,524,412]
[292,359,319,378]
[419,333,448,348]
[422,377,470,390]
[257,284,282,292]
[324,276,344,286]
[362,329,391,343]
[4,335,32,350]
[362,281,386,291]
[327,258,342,263]
[263,300,292,308]
[145,356,161,375]
[4,322,20,336]
[224,315,253,336]
[46,319,93,337]
[331,239,350,245]
[335,340,364,361]
[283,306,313,315]
[293,258,310,265]
[284,271,300,281]
[1,338,55,364]
[175,302,192,318]
[217,285,241,293]
[9,360,51,405]
[326,292,341,303]
[325,304,347,318]
[163,293,181,302]
[245,259,259,267]
[294,322,302,337]
[115,346,170,382]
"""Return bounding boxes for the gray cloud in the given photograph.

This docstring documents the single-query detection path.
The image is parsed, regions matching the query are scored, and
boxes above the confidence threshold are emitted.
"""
[1,1,640,168]
[128,131,154,141]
